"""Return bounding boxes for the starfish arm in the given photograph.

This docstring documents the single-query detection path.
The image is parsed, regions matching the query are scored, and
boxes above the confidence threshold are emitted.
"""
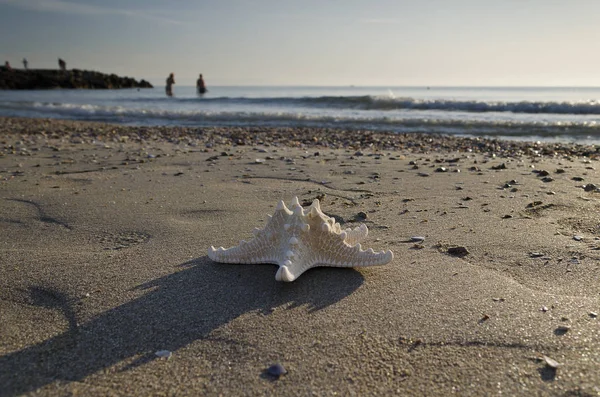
[316,242,394,268]
[343,224,369,246]
[275,265,296,282]
[208,223,286,264]
[208,242,279,265]
[208,199,293,264]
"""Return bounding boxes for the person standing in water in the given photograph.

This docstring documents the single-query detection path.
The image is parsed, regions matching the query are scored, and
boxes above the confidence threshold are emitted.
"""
[166,73,175,97]
[196,74,207,95]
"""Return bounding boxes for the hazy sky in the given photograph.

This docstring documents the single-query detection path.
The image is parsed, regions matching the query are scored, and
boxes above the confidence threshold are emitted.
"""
[1,0,599,86]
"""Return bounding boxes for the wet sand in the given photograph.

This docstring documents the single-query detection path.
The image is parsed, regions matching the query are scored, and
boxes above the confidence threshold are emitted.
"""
[1,117,599,396]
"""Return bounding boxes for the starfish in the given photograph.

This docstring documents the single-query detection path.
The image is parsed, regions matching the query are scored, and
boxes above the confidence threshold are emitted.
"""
[208,197,393,282]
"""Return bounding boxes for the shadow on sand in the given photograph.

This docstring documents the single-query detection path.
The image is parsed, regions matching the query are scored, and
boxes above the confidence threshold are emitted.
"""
[0,257,364,396]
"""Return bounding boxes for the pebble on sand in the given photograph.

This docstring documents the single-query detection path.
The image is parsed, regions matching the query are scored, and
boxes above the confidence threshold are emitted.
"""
[447,246,469,257]
[555,325,571,335]
[354,212,368,221]
[266,363,288,379]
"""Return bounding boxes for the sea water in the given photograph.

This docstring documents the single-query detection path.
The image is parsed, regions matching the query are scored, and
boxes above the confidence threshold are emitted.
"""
[1,86,600,144]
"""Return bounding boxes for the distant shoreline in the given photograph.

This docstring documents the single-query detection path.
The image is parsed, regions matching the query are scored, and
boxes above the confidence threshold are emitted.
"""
[0,68,153,90]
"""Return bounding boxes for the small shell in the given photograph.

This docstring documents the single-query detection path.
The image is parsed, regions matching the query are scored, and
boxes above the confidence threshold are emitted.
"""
[543,355,561,369]
[155,350,172,359]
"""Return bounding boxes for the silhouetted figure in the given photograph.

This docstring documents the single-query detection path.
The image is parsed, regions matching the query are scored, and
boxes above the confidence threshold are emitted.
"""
[58,58,66,72]
[166,73,175,97]
[22,58,28,70]
[196,73,207,95]
[4,61,11,70]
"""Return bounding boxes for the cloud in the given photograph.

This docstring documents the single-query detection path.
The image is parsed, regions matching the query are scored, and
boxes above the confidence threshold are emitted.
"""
[0,0,186,25]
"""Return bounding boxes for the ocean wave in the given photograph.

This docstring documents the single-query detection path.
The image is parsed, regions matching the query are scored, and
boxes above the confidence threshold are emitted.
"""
[2,100,600,140]
[119,95,600,115]
[288,95,600,115]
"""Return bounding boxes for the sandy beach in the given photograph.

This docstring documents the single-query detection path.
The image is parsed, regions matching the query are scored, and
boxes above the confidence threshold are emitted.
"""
[1,116,599,396]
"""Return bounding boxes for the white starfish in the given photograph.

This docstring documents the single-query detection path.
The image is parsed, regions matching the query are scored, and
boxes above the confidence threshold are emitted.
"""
[208,197,393,282]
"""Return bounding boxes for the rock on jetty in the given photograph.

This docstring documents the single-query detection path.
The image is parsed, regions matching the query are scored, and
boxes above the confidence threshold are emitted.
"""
[0,68,153,89]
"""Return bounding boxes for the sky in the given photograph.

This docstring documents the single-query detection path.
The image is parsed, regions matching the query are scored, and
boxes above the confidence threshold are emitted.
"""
[1,0,599,87]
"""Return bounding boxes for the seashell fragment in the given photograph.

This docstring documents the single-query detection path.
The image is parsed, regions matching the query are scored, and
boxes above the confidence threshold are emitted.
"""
[543,355,561,369]
[208,197,393,282]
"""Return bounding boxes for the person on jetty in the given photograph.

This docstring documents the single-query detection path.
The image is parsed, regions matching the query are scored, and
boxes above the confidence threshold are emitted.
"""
[4,61,11,71]
[22,58,28,70]
[196,73,207,95]
[166,73,175,97]
[58,58,66,71]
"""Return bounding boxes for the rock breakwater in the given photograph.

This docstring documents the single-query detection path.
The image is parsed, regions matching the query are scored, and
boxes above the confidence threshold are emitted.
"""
[0,68,153,90]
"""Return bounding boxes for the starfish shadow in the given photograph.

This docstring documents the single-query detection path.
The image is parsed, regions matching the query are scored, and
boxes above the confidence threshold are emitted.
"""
[0,257,364,396]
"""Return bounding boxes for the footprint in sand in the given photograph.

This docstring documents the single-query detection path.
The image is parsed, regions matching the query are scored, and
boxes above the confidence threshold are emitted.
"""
[98,231,151,250]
